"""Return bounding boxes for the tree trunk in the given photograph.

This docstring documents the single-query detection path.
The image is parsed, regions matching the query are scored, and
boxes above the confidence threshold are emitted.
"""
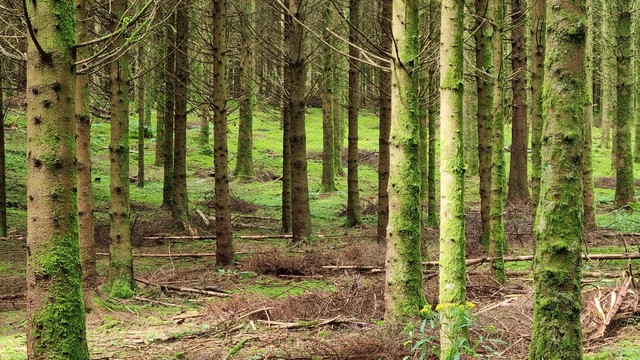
[377,0,392,242]
[438,0,469,355]
[25,3,90,357]
[213,0,234,266]
[601,2,614,150]
[75,0,97,307]
[530,0,545,208]
[426,0,440,228]
[346,0,362,227]
[584,0,596,229]
[489,0,506,282]
[384,0,426,324]
[529,1,585,358]
[613,0,635,207]
[163,9,176,208]
[108,0,135,298]
[507,0,529,205]
[475,0,492,244]
[463,8,478,176]
[0,60,5,238]
[172,0,189,225]
[289,0,312,242]
[137,45,145,188]
[281,0,293,233]
[234,0,256,180]
[321,3,337,193]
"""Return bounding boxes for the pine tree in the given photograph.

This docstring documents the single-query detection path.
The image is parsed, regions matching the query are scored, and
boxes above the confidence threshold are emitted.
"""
[346,0,362,227]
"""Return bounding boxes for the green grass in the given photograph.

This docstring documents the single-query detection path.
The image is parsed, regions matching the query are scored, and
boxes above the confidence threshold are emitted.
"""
[238,278,336,299]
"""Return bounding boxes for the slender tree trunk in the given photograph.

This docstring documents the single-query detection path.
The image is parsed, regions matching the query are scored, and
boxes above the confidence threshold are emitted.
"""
[507,0,529,205]
[385,0,426,324]
[281,0,292,233]
[153,5,165,167]
[346,0,362,227]
[213,0,234,265]
[155,99,165,166]
[613,0,635,207]
[234,0,256,180]
[378,0,392,242]
[489,0,506,283]
[25,3,90,357]
[321,3,337,193]
[584,0,596,229]
[75,0,97,307]
[0,60,5,238]
[289,0,312,242]
[530,0,545,208]
[108,0,135,298]
[163,9,176,208]
[426,0,440,228]
[601,2,613,150]
[137,45,145,188]
[529,1,585,358]
[438,0,469,355]
[334,7,347,179]
[475,0,492,244]
[463,7,478,177]
[172,0,189,225]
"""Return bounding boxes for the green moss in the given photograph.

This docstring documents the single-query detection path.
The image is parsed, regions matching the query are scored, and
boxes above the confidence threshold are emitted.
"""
[108,278,136,299]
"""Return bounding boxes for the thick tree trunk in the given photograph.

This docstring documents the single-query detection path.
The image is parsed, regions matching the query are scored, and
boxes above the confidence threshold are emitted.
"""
[75,0,97,307]
[213,0,234,266]
[108,0,135,298]
[234,0,256,180]
[346,0,362,227]
[475,0,492,244]
[25,3,90,357]
[137,45,145,188]
[438,0,469,355]
[163,10,176,208]
[584,0,596,229]
[613,0,635,207]
[530,0,545,208]
[377,0,392,242]
[289,0,312,242]
[530,1,585,358]
[172,0,189,225]
[507,0,529,205]
[321,3,337,193]
[384,0,426,324]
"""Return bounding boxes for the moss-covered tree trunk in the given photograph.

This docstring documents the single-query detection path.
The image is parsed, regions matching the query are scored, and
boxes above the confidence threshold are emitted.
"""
[163,8,176,208]
[613,0,635,208]
[172,0,189,225]
[281,1,292,233]
[0,60,5,238]
[438,0,469,355]
[475,0,492,244]
[25,2,90,357]
[108,0,135,298]
[289,0,312,242]
[153,25,165,167]
[234,0,256,180]
[507,0,529,205]
[529,1,585,358]
[463,6,478,177]
[75,0,97,306]
[346,0,362,227]
[384,0,426,324]
[213,0,234,265]
[584,0,596,229]
[600,2,614,150]
[321,2,337,193]
[426,0,440,228]
[377,0,392,242]
[530,0,545,208]
[137,45,145,189]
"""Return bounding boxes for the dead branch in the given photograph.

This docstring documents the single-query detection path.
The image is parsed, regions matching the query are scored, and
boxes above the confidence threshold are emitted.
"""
[134,277,231,298]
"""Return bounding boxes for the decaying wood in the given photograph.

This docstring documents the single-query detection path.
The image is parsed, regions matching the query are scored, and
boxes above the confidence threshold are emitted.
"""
[135,277,231,298]
[591,276,633,340]
[196,209,210,226]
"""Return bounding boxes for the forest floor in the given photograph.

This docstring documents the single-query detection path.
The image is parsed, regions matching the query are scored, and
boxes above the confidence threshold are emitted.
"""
[1,106,640,359]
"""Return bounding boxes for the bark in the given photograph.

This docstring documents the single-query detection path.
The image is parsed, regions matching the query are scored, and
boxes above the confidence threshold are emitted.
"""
[377,0,392,242]
[137,45,145,188]
[438,0,469,355]
[507,0,529,205]
[600,2,614,150]
[281,1,292,233]
[384,0,426,324]
[426,0,439,228]
[163,10,176,208]
[530,0,545,208]
[584,0,595,229]
[613,0,635,208]
[172,0,189,225]
[154,6,166,167]
[234,0,256,180]
[0,60,5,238]
[75,0,97,306]
[321,3,337,193]
[475,0,492,243]
[25,3,90,357]
[108,0,135,298]
[213,0,234,266]
[289,0,312,241]
[463,8,478,176]
[346,0,362,227]
[529,1,585,358]
[489,0,506,283]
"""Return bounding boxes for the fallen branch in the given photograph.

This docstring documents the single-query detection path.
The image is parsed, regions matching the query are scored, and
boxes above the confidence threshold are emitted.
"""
[593,276,633,339]
[422,253,640,267]
[196,209,210,226]
[97,252,216,258]
[135,277,231,298]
